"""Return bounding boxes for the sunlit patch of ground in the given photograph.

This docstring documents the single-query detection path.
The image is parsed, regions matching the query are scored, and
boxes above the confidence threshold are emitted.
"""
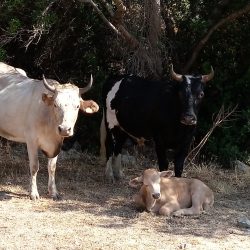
[0,143,249,249]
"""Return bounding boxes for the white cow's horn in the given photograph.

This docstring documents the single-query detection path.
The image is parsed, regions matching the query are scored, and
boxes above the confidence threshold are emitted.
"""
[202,66,214,83]
[79,74,93,95]
[170,64,182,82]
[43,75,56,93]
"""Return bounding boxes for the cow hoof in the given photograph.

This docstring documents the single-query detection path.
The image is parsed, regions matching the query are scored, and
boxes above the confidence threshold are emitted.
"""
[105,175,115,183]
[113,170,124,180]
[172,211,183,217]
[105,169,115,183]
[52,193,62,201]
[30,193,40,201]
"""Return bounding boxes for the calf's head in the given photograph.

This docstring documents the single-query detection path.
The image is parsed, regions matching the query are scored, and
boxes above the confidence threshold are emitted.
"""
[129,168,174,200]
[42,75,99,137]
[170,65,214,126]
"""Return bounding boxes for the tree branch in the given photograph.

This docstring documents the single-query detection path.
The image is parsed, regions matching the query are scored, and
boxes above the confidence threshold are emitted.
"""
[183,4,250,73]
[79,0,139,49]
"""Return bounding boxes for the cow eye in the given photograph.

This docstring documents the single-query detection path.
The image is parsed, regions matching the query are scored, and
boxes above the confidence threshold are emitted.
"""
[54,104,57,108]
[76,105,80,109]
[198,92,204,99]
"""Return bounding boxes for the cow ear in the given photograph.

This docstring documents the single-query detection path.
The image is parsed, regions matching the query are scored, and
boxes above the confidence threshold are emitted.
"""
[80,99,99,114]
[129,176,143,188]
[159,170,174,178]
[42,93,54,106]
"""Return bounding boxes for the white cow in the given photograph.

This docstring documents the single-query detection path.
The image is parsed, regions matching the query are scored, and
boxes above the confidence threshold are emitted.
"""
[0,62,99,200]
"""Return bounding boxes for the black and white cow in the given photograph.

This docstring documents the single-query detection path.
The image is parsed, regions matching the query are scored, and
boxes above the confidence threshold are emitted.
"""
[100,65,214,182]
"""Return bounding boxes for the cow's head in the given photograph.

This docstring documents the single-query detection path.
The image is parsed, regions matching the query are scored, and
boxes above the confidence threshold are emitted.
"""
[170,65,214,126]
[42,75,99,137]
[129,168,174,200]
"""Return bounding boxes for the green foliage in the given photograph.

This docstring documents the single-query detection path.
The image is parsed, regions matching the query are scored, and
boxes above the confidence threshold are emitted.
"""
[0,48,6,61]
[7,18,21,34]
[0,0,249,164]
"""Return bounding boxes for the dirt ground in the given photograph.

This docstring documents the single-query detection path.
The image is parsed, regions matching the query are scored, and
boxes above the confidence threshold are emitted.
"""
[0,146,250,250]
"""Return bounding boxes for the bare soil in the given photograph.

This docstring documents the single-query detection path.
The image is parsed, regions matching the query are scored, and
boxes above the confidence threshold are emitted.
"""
[0,146,250,250]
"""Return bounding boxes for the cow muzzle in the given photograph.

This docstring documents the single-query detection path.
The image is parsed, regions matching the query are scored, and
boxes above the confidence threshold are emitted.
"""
[58,125,73,137]
[152,193,161,200]
[181,115,197,126]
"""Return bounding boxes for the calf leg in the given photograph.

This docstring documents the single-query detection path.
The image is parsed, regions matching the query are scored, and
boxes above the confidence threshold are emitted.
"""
[26,142,39,200]
[158,203,180,216]
[172,194,202,216]
[133,194,146,211]
[47,156,60,200]
[172,206,201,216]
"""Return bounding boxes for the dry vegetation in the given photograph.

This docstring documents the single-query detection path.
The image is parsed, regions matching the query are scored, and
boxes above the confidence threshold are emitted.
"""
[0,142,250,250]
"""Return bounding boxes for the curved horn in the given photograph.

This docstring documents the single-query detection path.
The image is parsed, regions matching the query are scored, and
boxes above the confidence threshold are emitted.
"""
[42,75,55,93]
[79,74,93,95]
[202,66,214,83]
[170,64,182,82]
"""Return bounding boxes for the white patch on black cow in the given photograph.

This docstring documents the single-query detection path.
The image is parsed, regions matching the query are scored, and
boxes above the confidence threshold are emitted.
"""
[106,80,122,129]
[186,76,192,85]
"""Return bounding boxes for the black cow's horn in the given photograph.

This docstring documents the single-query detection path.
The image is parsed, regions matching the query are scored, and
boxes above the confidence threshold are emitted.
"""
[170,64,182,82]
[202,66,214,83]
[43,75,56,93]
[79,74,93,95]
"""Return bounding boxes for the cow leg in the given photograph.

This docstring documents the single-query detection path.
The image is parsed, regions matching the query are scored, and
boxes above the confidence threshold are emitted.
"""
[154,138,168,171]
[26,142,40,200]
[113,129,127,180]
[99,110,107,165]
[174,147,189,177]
[105,126,127,181]
[47,156,61,200]
[105,127,115,182]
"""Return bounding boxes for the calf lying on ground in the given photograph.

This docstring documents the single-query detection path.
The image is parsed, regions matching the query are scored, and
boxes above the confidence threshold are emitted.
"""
[129,168,214,216]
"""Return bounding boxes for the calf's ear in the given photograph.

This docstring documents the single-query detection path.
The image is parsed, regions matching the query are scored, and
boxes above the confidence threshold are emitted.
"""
[159,170,174,178]
[80,99,99,113]
[42,93,54,106]
[129,176,143,188]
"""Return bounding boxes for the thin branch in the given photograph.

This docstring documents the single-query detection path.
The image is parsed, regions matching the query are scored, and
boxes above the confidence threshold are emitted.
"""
[183,4,250,73]
[25,0,57,50]
[186,105,238,165]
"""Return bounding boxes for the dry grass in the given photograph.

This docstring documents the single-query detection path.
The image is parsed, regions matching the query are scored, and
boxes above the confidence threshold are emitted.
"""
[0,143,250,250]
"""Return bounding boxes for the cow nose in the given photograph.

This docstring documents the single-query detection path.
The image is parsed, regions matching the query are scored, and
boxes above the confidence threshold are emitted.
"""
[58,125,72,136]
[181,115,197,125]
[152,193,161,199]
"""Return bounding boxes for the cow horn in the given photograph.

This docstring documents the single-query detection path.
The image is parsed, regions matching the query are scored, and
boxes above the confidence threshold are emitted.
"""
[42,75,55,93]
[79,74,93,95]
[202,66,214,83]
[170,64,182,82]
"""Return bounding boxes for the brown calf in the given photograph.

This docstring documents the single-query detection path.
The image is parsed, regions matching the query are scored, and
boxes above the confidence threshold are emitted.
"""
[129,168,214,216]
